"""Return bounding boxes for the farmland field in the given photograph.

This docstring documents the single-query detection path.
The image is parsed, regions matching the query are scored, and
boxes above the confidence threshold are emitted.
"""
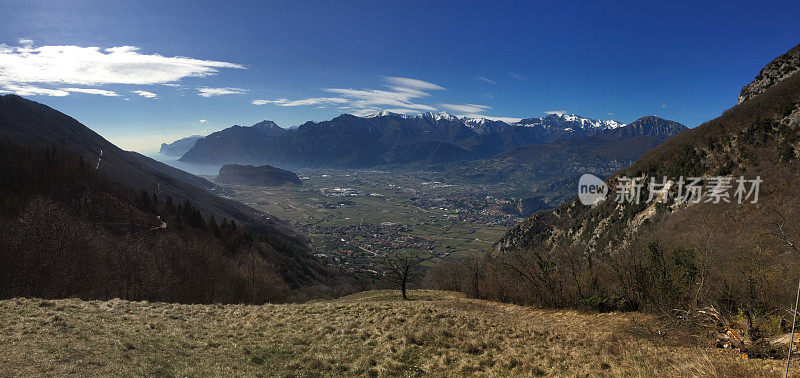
[217,169,520,272]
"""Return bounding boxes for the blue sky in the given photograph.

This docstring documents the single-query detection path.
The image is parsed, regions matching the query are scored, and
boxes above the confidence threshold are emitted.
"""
[1,0,798,152]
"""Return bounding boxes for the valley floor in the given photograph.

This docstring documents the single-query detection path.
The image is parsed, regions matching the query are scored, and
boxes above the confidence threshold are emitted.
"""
[0,290,784,376]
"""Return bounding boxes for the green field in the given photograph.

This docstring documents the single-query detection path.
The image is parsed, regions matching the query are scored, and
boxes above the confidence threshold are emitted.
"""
[220,169,515,271]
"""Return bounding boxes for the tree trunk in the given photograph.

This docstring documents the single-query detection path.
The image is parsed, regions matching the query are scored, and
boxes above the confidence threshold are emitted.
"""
[401,280,407,300]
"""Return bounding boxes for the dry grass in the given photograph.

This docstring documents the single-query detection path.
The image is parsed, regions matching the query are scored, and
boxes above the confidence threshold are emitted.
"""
[0,290,785,376]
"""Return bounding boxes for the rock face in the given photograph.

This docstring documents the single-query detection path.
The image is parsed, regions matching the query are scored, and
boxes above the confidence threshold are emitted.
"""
[738,43,800,105]
[216,164,301,186]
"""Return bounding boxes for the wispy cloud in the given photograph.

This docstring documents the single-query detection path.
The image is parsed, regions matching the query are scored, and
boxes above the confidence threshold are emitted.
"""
[63,87,119,97]
[252,97,347,106]
[508,72,526,81]
[0,40,244,96]
[257,77,446,112]
[544,110,567,116]
[132,90,158,99]
[0,84,120,97]
[325,86,438,111]
[0,84,69,96]
[325,77,445,111]
[440,103,491,114]
[476,76,495,84]
[384,76,445,90]
[197,87,248,97]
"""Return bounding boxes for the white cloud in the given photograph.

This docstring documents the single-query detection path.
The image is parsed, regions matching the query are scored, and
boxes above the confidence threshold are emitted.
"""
[0,40,245,96]
[440,103,491,114]
[132,90,158,99]
[477,76,495,84]
[544,110,567,116]
[509,72,526,80]
[0,84,69,96]
[162,83,181,87]
[326,86,438,111]
[197,87,248,97]
[0,84,122,97]
[252,97,347,106]
[63,87,119,96]
[250,76,446,113]
[199,119,208,124]
[384,76,445,90]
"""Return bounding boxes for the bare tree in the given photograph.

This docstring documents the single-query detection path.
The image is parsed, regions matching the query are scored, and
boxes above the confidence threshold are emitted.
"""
[768,207,800,378]
[383,250,423,300]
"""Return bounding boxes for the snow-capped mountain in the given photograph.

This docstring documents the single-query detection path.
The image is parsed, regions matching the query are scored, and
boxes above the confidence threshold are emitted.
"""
[179,111,681,169]
[364,110,460,122]
[364,110,412,119]
[516,113,625,131]
[363,110,623,131]
[418,111,459,122]
[361,110,626,137]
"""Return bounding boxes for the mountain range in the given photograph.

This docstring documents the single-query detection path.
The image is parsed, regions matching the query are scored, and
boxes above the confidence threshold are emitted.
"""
[440,115,686,205]
[177,111,684,170]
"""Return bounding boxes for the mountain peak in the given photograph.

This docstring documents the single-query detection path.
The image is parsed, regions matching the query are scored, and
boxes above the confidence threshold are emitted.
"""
[419,111,458,122]
[598,116,686,140]
[517,114,625,131]
[364,110,409,119]
[251,120,280,129]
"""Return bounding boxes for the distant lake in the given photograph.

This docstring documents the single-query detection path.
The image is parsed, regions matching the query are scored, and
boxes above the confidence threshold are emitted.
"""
[145,153,221,176]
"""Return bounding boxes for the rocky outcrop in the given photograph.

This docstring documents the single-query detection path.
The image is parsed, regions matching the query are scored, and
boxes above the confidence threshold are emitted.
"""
[738,43,800,104]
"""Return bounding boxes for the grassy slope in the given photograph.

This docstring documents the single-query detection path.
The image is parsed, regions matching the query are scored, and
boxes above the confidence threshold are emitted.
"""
[0,290,782,376]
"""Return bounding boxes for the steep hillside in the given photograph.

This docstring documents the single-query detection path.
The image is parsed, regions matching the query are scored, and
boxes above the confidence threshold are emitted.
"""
[0,96,345,294]
[481,43,800,318]
[0,290,780,376]
[0,95,303,239]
